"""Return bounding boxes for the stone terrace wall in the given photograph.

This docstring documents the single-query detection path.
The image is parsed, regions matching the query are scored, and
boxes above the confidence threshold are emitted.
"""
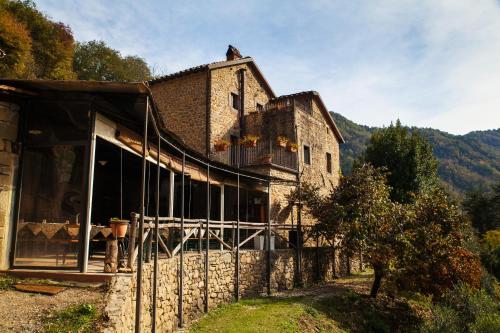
[102,248,362,332]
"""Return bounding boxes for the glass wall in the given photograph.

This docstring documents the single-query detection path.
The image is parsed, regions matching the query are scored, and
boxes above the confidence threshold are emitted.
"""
[14,102,90,268]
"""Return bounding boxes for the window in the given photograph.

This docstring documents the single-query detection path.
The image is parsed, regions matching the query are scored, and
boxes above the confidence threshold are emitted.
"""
[326,152,332,173]
[256,103,264,112]
[303,145,311,165]
[326,127,329,135]
[231,92,240,110]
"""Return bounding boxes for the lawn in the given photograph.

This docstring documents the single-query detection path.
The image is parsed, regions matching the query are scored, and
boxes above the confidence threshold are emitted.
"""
[188,271,422,333]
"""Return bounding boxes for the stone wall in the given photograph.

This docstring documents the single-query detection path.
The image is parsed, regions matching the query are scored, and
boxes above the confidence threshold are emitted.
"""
[296,97,340,226]
[151,71,208,155]
[102,248,362,332]
[0,101,19,269]
[209,64,272,155]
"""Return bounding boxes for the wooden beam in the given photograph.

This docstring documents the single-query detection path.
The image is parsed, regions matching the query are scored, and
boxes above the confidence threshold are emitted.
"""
[171,228,198,256]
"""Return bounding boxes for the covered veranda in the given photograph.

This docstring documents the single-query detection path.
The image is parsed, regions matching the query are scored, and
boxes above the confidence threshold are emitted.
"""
[0,79,309,332]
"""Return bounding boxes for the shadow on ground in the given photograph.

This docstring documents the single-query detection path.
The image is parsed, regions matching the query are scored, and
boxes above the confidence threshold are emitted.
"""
[189,271,424,333]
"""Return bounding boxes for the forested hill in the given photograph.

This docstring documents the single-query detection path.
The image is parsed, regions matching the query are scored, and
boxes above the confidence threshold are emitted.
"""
[331,112,500,195]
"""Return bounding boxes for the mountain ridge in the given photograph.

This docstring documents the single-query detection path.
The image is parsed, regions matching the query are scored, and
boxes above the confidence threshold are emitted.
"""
[330,112,500,195]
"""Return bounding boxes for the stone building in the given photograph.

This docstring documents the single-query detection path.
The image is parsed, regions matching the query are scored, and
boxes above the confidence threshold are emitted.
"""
[150,46,344,229]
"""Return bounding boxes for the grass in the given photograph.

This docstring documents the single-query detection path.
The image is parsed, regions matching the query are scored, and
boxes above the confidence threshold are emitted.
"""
[0,274,17,290]
[189,297,344,333]
[189,270,423,333]
[44,303,100,333]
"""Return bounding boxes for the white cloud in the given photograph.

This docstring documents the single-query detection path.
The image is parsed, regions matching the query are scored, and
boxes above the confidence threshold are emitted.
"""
[34,0,500,134]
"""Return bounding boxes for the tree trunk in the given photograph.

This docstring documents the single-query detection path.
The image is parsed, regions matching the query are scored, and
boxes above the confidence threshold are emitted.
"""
[370,269,383,298]
[332,246,337,279]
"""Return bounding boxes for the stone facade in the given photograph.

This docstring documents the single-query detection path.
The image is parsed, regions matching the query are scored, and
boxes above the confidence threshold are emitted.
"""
[0,101,19,269]
[297,97,340,195]
[209,64,272,155]
[149,47,342,231]
[102,248,361,333]
[151,71,208,155]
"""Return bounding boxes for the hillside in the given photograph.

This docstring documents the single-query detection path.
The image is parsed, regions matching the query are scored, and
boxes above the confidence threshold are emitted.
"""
[331,112,500,195]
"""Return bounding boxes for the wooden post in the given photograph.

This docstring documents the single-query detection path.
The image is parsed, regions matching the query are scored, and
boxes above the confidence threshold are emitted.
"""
[104,239,118,273]
[145,226,153,263]
[128,213,137,270]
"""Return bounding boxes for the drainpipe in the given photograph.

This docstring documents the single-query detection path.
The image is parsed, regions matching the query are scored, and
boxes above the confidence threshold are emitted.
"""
[238,69,246,137]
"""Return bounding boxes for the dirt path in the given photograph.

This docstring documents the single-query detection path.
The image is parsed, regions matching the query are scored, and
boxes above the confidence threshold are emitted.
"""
[0,284,105,333]
[273,270,373,300]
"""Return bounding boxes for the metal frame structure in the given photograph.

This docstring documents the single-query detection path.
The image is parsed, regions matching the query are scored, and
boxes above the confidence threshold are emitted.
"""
[127,96,305,332]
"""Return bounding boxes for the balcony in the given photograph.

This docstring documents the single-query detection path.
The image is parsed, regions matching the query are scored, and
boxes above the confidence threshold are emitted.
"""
[212,140,297,171]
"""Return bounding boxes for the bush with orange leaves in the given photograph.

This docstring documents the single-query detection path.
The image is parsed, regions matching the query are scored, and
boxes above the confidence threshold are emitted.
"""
[394,189,481,296]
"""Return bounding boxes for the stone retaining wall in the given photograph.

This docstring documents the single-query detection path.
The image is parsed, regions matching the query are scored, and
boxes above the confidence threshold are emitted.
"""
[102,248,362,332]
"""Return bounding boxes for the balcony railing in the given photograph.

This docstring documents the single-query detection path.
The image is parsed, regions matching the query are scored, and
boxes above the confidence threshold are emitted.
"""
[212,140,297,171]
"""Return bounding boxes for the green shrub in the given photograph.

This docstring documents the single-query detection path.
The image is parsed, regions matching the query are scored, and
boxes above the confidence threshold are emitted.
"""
[423,283,500,333]
[469,312,500,333]
[421,306,461,333]
[0,274,17,290]
[442,283,496,326]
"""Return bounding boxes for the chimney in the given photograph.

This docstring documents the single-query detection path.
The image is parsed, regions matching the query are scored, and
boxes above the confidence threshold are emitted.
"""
[226,45,242,61]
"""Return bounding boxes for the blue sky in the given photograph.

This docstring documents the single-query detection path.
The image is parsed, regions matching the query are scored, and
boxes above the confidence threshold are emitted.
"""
[35,0,500,134]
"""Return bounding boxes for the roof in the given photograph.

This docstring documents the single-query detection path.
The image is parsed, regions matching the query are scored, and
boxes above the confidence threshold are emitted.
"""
[0,79,149,95]
[0,78,273,182]
[148,57,276,98]
[271,91,345,143]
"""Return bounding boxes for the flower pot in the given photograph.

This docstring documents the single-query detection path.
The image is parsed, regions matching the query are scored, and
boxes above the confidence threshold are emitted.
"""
[276,140,287,148]
[287,146,297,153]
[214,143,229,152]
[244,141,257,148]
[109,219,129,238]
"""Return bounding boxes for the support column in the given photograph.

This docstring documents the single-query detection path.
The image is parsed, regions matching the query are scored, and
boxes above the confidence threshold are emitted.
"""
[235,173,240,300]
[204,165,210,313]
[266,182,272,296]
[152,136,160,333]
[178,153,185,328]
[81,109,96,273]
[220,184,224,251]
[135,97,149,333]
[168,170,174,218]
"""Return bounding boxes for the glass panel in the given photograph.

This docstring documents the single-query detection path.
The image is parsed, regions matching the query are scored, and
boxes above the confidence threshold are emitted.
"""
[14,145,85,267]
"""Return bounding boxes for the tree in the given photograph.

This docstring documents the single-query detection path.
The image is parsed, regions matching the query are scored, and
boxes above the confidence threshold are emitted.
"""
[0,8,34,78]
[5,0,76,79]
[73,41,151,82]
[463,183,500,234]
[294,164,402,297]
[481,230,500,278]
[396,189,482,296]
[364,120,439,203]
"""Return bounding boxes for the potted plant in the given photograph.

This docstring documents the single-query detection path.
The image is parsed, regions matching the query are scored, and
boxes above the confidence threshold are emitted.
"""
[214,138,230,152]
[240,134,259,148]
[109,218,129,238]
[276,136,288,148]
[287,142,298,153]
[260,154,272,164]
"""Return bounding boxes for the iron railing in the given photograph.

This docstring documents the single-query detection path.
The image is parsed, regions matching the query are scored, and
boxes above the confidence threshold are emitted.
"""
[213,139,297,170]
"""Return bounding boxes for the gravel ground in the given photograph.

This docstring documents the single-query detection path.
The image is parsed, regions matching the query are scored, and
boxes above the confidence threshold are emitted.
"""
[0,285,105,333]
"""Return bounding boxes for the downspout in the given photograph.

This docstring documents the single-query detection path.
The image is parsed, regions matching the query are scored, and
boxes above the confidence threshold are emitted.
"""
[238,68,246,137]
[206,69,211,159]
